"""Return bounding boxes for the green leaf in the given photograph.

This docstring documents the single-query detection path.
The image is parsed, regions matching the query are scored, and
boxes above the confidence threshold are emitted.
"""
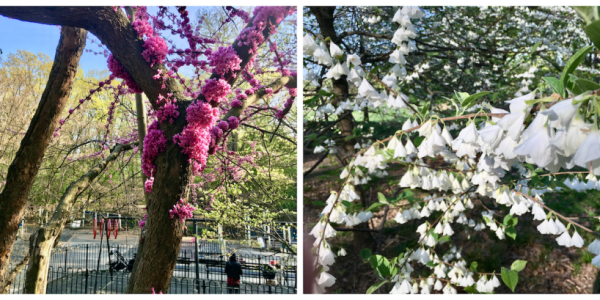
[470,261,478,272]
[463,286,480,294]
[438,235,451,243]
[505,227,517,240]
[419,102,430,118]
[360,248,372,260]
[511,260,528,272]
[413,136,425,147]
[503,214,518,227]
[561,45,594,97]
[377,192,389,204]
[426,261,438,267]
[462,91,492,109]
[366,281,388,294]
[530,41,541,59]
[543,77,564,97]
[501,267,519,292]
[585,19,600,50]
[369,255,391,277]
[431,232,439,243]
[367,202,387,213]
[573,79,600,95]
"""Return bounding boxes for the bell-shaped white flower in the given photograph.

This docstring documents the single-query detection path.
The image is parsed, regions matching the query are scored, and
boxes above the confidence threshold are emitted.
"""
[556,231,572,246]
[391,64,407,78]
[329,42,344,57]
[541,99,580,130]
[358,78,379,99]
[389,49,407,65]
[588,239,600,255]
[303,34,318,55]
[317,271,336,287]
[569,231,584,248]
[325,62,349,80]
[347,53,361,66]
[573,128,600,175]
[513,127,554,167]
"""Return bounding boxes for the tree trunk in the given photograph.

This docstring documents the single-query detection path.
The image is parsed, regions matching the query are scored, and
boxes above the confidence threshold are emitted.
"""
[24,143,134,294]
[0,26,86,288]
[0,254,29,294]
[309,6,376,253]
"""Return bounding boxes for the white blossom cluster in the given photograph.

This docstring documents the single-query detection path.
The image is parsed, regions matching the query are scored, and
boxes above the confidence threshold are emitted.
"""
[306,6,600,294]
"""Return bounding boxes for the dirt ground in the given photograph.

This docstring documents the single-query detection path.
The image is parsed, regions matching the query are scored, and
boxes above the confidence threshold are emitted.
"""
[303,153,600,294]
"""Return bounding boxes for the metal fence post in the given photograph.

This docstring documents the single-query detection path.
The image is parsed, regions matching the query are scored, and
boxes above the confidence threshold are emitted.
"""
[64,247,68,272]
[193,220,200,293]
[85,244,89,294]
[258,256,261,285]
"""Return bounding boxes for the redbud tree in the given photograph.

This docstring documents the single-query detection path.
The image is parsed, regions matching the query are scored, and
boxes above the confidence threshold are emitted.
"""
[0,6,296,293]
[304,6,600,294]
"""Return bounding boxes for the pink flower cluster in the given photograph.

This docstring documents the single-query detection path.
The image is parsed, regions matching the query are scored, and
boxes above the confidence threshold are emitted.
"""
[201,78,232,104]
[209,46,242,77]
[169,199,195,222]
[144,177,154,194]
[142,36,169,67]
[142,121,168,177]
[186,101,219,127]
[252,6,294,32]
[107,55,142,93]
[156,95,179,124]
[173,122,211,174]
[228,116,240,130]
[132,19,154,38]
[230,100,243,108]
[138,214,147,228]
[237,27,265,55]
[227,6,250,23]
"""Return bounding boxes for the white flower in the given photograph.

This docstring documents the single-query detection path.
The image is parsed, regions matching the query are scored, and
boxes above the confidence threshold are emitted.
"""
[303,34,318,55]
[541,99,580,130]
[556,231,572,246]
[347,53,361,66]
[573,128,600,175]
[497,112,526,141]
[313,42,333,66]
[314,146,326,153]
[389,49,406,65]
[513,128,555,168]
[317,271,336,287]
[531,203,546,221]
[569,231,584,248]
[338,248,347,257]
[589,239,600,255]
[592,255,600,267]
[325,62,350,80]
[358,78,379,99]
[329,42,344,57]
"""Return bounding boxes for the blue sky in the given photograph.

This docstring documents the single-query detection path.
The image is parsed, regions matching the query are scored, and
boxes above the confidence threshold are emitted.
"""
[0,7,204,75]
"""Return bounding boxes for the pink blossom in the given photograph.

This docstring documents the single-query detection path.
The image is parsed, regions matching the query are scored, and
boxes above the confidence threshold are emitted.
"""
[173,124,211,174]
[186,101,219,127]
[201,78,231,104]
[142,121,168,177]
[142,36,168,67]
[228,116,240,130]
[156,102,179,124]
[230,100,243,108]
[144,177,154,194]
[217,120,229,132]
[107,54,142,93]
[169,199,195,222]
[209,46,242,77]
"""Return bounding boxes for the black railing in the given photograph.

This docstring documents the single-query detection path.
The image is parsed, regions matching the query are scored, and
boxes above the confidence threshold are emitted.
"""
[7,241,296,294]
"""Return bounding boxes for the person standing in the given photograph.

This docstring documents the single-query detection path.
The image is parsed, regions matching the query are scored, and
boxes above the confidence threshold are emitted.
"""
[225,253,243,294]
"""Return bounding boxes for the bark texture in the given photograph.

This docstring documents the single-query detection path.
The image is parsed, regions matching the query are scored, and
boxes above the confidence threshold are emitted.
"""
[0,26,87,289]
[23,143,134,294]
[309,6,376,252]
[0,254,29,294]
